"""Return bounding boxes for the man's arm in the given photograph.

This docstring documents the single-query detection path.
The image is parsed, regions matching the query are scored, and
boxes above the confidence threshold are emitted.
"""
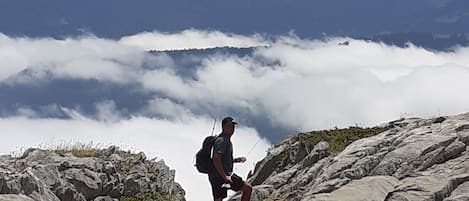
[213,153,232,183]
[233,156,247,163]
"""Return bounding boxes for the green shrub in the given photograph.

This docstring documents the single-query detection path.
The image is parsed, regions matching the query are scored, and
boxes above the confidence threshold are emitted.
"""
[297,126,389,153]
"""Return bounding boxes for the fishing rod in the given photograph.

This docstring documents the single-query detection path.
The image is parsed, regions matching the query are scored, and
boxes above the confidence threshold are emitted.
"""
[211,117,217,136]
[245,138,262,158]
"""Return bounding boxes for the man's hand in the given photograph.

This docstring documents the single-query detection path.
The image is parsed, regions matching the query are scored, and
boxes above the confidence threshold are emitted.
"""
[224,175,233,184]
[234,156,247,163]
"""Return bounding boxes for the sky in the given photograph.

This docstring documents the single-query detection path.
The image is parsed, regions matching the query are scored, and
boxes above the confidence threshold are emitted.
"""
[1,0,469,38]
[2,29,469,200]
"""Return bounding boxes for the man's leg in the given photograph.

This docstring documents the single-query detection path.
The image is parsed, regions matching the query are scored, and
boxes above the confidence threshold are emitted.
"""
[209,174,227,201]
[241,182,252,201]
[230,173,252,201]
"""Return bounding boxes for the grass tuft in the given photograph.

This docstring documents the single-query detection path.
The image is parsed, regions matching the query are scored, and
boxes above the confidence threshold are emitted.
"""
[296,126,390,153]
[51,140,103,158]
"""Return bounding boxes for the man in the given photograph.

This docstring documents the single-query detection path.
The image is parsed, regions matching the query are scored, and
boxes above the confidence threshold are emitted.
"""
[209,117,252,201]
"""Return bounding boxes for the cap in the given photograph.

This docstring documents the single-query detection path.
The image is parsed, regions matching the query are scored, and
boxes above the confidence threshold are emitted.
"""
[221,116,238,127]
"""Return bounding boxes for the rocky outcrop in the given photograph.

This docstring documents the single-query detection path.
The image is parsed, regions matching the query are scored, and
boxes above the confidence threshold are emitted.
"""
[230,112,469,201]
[0,146,185,201]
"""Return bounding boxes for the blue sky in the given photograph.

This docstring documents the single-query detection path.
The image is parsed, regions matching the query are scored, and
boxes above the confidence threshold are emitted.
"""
[1,0,469,38]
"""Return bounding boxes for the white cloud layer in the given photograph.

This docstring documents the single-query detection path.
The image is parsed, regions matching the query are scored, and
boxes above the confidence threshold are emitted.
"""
[0,33,145,82]
[0,114,270,201]
[3,30,469,129]
[3,29,469,133]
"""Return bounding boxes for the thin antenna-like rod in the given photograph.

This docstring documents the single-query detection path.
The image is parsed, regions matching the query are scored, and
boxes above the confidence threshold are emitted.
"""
[210,117,217,136]
[246,138,261,157]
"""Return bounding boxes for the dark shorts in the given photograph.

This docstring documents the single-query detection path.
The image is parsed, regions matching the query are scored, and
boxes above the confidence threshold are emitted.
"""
[208,173,245,199]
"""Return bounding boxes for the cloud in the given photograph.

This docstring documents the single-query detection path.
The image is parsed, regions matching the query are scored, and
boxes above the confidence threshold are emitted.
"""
[0,33,146,83]
[142,97,194,121]
[137,38,469,132]
[94,100,123,122]
[3,30,469,133]
[0,113,270,201]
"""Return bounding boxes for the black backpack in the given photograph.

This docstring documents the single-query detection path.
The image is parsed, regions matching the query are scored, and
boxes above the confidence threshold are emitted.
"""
[195,135,217,174]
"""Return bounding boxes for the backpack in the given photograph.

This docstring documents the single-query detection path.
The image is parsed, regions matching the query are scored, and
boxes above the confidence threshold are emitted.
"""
[195,135,217,174]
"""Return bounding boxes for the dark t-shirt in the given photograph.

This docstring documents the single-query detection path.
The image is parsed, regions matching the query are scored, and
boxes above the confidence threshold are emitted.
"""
[212,134,233,176]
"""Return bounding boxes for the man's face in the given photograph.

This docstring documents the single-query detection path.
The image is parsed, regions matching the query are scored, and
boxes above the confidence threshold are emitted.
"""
[224,122,235,135]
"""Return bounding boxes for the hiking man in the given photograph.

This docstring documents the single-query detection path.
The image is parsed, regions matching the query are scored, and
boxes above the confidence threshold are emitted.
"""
[209,117,252,201]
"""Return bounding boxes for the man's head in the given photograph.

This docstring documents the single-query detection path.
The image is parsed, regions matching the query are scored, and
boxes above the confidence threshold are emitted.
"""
[221,116,237,136]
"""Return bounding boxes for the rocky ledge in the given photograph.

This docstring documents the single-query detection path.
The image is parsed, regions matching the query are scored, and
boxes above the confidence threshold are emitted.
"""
[0,146,185,201]
[231,112,469,201]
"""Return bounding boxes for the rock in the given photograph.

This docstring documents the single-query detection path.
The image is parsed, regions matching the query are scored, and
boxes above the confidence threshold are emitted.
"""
[4,178,21,194]
[102,181,123,198]
[20,169,60,201]
[455,124,469,132]
[57,157,99,171]
[101,146,118,158]
[305,176,399,201]
[290,141,308,163]
[263,166,298,188]
[444,181,469,201]
[54,183,87,201]
[103,162,116,176]
[387,174,469,201]
[0,147,185,201]
[309,178,351,195]
[434,117,447,124]
[313,141,329,153]
[457,131,469,145]
[123,173,148,196]
[230,185,273,201]
[93,196,118,201]
[248,136,318,186]
[0,194,34,201]
[135,152,146,163]
[229,112,469,201]
[30,164,61,187]
[64,168,101,200]
[340,155,380,179]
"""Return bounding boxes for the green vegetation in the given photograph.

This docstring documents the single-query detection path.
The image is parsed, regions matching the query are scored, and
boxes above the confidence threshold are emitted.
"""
[297,126,389,153]
[120,191,172,201]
